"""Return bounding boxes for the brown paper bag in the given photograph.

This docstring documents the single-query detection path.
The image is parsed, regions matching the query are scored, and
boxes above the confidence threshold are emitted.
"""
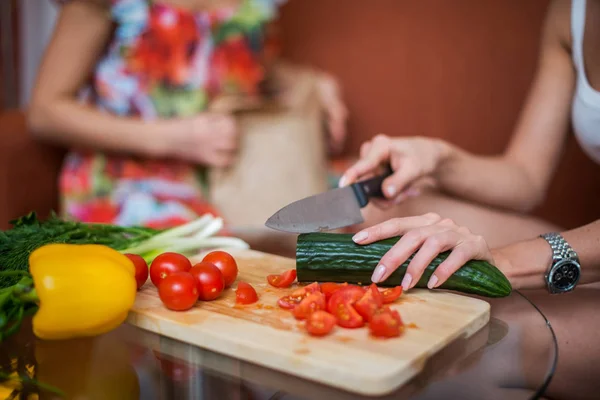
[208,66,329,228]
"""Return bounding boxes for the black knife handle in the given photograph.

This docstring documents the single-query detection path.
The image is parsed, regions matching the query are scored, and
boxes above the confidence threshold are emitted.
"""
[351,164,394,207]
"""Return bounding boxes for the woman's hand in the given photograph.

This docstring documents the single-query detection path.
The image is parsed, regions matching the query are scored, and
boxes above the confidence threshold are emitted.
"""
[316,73,348,154]
[338,134,451,207]
[171,113,239,167]
[352,213,494,290]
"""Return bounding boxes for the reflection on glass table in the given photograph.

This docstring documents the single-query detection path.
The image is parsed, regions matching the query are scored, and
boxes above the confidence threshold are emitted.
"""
[0,290,556,400]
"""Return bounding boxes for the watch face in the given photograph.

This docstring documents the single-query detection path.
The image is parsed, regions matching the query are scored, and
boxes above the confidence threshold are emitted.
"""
[549,260,581,291]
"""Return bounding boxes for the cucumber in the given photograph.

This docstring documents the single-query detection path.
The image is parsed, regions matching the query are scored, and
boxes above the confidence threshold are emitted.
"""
[296,233,512,298]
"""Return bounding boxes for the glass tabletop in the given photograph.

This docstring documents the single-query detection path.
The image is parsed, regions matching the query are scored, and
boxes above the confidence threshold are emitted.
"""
[0,230,558,400]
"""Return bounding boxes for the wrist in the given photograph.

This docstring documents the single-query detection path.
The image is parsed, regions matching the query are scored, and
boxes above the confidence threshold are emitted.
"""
[491,238,552,290]
[145,118,192,159]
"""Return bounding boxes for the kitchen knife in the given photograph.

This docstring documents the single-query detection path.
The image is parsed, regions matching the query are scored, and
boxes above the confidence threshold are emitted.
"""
[265,165,393,233]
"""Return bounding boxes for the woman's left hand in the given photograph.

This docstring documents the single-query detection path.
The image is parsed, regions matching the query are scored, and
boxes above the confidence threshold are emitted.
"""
[316,73,348,154]
[352,213,494,290]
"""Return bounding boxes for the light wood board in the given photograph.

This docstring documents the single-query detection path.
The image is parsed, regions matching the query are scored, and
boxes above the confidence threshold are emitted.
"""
[126,250,490,396]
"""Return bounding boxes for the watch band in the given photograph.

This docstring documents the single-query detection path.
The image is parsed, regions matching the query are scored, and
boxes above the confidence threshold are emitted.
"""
[540,232,579,262]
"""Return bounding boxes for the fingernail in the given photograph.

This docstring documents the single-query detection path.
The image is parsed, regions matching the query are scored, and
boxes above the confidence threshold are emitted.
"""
[387,185,397,197]
[427,274,439,289]
[401,272,412,291]
[352,231,368,243]
[406,188,421,197]
[371,264,387,283]
[338,175,348,188]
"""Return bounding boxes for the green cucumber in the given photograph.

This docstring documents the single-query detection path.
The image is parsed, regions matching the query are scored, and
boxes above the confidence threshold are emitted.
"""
[296,233,512,298]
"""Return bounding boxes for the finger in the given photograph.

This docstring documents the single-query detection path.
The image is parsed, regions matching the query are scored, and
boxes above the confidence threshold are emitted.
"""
[381,159,422,199]
[359,141,372,158]
[352,213,441,244]
[210,151,237,167]
[404,230,462,290]
[370,222,445,283]
[338,135,390,187]
[428,237,493,288]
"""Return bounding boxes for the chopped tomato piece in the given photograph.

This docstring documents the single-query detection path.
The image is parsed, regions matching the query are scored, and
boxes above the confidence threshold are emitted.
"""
[330,301,364,329]
[235,282,259,305]
[306,311,337,337]
[277,282,321,310]
[319,282,348,301]
[354,284,384,322]
[267,269,297,288]
[380,286,403,304]
[369,307,404,338]
[326,286,365,314]
[292,292,326,320]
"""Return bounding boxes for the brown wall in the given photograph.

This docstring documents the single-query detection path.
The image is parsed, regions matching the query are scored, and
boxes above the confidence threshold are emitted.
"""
[279,0,600,229]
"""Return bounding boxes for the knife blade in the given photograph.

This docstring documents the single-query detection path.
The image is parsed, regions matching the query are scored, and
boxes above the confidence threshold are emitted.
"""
[265,165,393,233]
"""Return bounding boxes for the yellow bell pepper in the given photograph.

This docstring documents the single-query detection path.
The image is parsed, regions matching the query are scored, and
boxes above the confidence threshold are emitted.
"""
[28,244,137,340]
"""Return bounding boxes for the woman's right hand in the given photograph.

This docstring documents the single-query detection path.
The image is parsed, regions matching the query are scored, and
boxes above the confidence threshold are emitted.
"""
[338,134,451,207]
[172,113,239,167]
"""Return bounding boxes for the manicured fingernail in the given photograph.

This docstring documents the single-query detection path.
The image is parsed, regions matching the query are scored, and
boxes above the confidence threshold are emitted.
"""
[401,272,412,291]
[406,188,421,197]
[338,176,348,187]
[387,185,396,197]
[427,274,439,289]
[352,231,368,243]
[372,264,387,283]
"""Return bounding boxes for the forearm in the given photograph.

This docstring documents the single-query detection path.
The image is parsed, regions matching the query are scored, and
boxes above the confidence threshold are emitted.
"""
[492,219,600,290]
[435,144,544,212]
[27,97,178,158]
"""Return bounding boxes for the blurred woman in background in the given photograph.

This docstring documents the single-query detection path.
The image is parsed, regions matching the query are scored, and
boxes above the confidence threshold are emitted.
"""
[29,0,347,229]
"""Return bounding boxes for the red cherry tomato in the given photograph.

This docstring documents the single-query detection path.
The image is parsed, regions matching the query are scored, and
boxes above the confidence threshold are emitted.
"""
[150,252,192,287]
[369,307,404,338]
[202,251,238,288]
[354,284,384,322]
[267,269,297,288]
[306,311,337,337]
[125,253,148,290]
[292,292,326,320]
[277,282,321,310]
[327,286,365,329]
[189,262,225,301]
[158,272,199,311]
[380,286,403,304]
[319,282,348,301]
[235,282,258,305]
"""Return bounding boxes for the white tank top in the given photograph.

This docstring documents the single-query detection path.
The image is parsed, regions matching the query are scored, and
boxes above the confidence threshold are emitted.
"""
[571,0,600,164]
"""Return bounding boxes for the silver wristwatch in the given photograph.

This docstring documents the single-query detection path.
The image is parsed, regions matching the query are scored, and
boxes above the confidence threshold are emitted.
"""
[539,232,581,294]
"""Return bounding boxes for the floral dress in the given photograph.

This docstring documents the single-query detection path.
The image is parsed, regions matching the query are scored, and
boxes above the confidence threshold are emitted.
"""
[60,0,288,228]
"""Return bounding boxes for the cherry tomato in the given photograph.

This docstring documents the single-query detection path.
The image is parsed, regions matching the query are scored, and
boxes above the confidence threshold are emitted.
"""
[150,252,192,287]
[354,284,384,322]
[277,282,321,310]
[369,307,404,338]
[292,292,326,320]
[380,286,403,304]
[202,251,238,288]
[327,286,365,329]
[158,272,199,311]
[319,282,348,301]
[306,311,337,337]
[235,282,258,305]
[189,262,225,301]
[125,253,149,290]
[267,269,297,288]
[326,286,365,314]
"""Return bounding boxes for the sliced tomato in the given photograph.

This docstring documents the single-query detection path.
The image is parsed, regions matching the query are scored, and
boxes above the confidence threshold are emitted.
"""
[292,292,326,320]
[354,284,384,322]
[235,282,259,305]
[292,282,321,296]
[369,307,404,338]
[277,282,321,310]
[330,301,364,328]
[319,282,348,301]
[380,286,403,304]
[306,311,337,337]
[326,286,365,314]
[267,269,297,288]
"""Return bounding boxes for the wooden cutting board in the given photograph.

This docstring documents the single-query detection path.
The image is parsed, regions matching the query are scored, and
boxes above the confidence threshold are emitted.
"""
[126,250,490,396]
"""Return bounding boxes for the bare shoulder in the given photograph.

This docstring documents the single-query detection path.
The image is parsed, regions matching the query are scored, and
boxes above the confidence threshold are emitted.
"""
[544,0,573,52]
